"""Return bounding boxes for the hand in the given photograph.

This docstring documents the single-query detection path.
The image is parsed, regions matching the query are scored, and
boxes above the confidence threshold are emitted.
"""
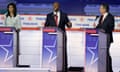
[67,22,72,28]
[100,29,105,33]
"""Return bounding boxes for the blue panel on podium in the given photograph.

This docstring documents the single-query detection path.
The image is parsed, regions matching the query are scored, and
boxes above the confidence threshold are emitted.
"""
[0,27,15,67]
[85,29,98,72]
[42,28,57,71]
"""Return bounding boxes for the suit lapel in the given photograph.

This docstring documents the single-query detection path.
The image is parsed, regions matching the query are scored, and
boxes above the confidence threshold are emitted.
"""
[51,13,56,26]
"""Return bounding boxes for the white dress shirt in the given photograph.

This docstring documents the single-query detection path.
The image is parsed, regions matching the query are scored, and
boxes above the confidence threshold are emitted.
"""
[102,12,108,22]
[4,14,21,29]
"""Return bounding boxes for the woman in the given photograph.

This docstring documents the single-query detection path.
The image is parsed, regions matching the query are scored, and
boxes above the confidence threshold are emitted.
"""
[4,3,21,30]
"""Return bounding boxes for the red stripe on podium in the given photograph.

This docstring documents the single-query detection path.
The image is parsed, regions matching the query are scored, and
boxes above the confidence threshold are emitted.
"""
[43,28,55,32]
[66,28,85,31]
[86,29,97,34]
[21,27,40,30]
[0,27,12,32]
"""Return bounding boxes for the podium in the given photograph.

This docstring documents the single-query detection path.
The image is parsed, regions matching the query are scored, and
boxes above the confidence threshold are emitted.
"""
[85,29,107,72]
[19,27,42,67]
[19,27,64,72]
[0,27,16,67]
[42,27,64,72]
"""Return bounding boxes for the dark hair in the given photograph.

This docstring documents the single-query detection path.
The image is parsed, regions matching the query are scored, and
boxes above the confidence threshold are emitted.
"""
[101,3,109,12]
[6,3,17,17]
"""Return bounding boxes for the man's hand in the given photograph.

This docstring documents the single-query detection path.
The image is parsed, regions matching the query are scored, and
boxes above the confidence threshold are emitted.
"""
[100,29,105,33]
[67,22,72,28]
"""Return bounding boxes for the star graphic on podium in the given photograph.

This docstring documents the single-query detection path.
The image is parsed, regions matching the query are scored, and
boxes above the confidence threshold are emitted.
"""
[0,40,13,62]
[87,40,98,65]
[44,39,57,64]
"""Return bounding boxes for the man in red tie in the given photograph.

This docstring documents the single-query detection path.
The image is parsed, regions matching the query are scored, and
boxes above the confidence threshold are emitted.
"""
[96,3,115,72]
[45,2,72,31]
[45,2,72,72]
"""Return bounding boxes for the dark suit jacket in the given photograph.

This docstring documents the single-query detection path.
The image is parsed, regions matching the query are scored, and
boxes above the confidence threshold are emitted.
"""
[45,11,70,32]
[96,13,115,43]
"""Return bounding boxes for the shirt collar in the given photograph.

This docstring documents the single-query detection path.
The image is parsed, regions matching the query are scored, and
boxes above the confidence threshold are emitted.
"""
[103,12,108,17]
[53,11,60,15]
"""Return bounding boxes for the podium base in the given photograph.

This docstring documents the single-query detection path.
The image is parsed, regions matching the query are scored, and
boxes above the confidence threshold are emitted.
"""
[0,68,50,72]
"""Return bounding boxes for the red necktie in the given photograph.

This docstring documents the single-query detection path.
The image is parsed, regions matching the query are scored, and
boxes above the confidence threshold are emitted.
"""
[54,15,58,26]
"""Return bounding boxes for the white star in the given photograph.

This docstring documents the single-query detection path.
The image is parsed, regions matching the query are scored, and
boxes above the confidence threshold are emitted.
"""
[0,40,13,62]
[87,40,98,65]
[44,39,57,64]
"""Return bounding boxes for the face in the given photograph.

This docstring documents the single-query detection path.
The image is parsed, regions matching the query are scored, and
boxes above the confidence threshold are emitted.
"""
[100,5,106,15]
[8,5,14,13]
[53,2,60,12]
[99,5,106,15]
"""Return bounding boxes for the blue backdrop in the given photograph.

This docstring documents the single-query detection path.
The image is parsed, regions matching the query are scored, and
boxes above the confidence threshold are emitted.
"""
[15,0,120,15]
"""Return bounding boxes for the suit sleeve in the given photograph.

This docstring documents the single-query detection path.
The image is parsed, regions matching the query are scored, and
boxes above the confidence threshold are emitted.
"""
[45,14,49,27]
[105,16,115,33]
[65,14,71,27]
[109,16,115,31]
